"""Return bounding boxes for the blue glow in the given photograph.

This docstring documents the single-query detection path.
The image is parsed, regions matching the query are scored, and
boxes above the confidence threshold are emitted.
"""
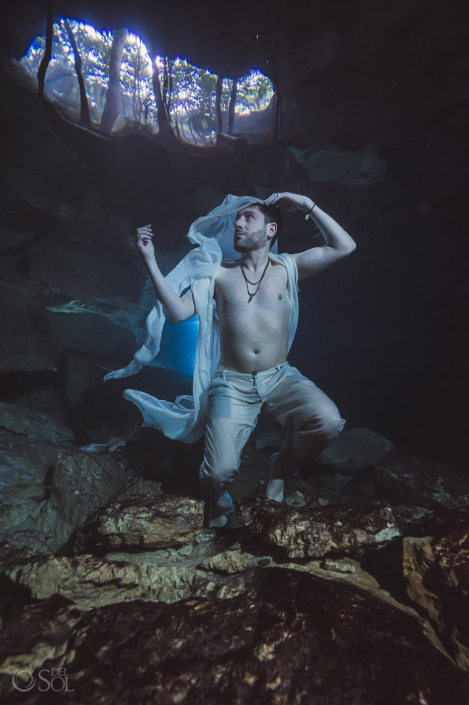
[156,316,199,375]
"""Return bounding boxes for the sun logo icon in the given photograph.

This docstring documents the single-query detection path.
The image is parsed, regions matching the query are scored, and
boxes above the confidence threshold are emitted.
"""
[12,664,36,692]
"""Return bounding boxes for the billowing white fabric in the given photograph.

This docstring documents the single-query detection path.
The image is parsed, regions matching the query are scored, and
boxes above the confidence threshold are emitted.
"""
[104,195,300,443]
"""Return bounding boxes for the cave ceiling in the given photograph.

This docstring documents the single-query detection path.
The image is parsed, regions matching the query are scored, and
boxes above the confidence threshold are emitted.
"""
[4,0,468,148]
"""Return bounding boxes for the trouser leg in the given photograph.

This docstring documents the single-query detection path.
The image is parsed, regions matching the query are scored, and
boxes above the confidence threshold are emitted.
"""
[262,366,346,482]
[200,373,262,526]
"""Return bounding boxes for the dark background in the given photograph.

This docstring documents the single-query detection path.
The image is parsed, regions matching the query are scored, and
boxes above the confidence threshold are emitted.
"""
[1,0,468,469]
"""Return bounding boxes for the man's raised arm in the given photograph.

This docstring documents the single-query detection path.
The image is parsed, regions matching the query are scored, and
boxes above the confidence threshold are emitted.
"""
[264,192,356,281]
[135,224,196,323]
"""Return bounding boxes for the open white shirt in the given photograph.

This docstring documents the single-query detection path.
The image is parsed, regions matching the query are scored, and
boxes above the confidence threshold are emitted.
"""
[104,195,300,443]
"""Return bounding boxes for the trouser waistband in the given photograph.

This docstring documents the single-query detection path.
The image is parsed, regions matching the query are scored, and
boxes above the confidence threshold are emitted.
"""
[215,360,290,381]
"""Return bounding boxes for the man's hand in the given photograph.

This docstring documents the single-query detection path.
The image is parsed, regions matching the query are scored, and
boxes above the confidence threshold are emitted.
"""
[136,224,156,263]
[264,192,314,213]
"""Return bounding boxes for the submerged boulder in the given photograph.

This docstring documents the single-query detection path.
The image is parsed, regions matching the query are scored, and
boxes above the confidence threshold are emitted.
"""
[403,507,469,670]
[0,402,74,443]
[0,281,56,373]
[374,449,469,510]
[73,494,205,552]
[0,437,127,556]
[236,497,400,558]
[1,569,468,704]
[317,427,395,472]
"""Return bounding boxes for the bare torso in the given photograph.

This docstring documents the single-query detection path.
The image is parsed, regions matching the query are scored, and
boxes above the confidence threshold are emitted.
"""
[214,259,290,374]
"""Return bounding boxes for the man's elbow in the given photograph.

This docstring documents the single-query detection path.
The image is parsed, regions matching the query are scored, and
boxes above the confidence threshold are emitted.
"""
[164,307,181,324]
[342,239,357,255]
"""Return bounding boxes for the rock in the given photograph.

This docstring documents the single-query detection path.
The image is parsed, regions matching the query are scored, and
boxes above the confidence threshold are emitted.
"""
[6,550,248,609]
[73,494,205,552]
[374,449,469,510]
[47,310,137,362]
[236,497,401,558]
[116,477,164,500]
[0,438,59,556]
[317,427,395,472]
[6,530,241,609]
[3,526,391,612]
[403,507,469,670]
[6,553,200,609]
[1,569,468,703]
[0,594,80,679]
[391,504,434,535]
[0,177,38,248]
[0,281,56,372]
[200,550,248,575]
[0,436,128,556]
[302,146,386,186]
[283,490,308,507]
[105,529,235,567]
[353,538,411,609]
[63,353,97,406]
[28,241,144,306]
[247,147,295,187]
[4,375,66,419]
[0,402,74,442]
[0,533,50,570]
[283,556,384,597]
[37,450,128,550]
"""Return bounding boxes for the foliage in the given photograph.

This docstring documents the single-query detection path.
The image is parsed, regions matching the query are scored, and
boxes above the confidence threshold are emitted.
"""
[20,19,274,144]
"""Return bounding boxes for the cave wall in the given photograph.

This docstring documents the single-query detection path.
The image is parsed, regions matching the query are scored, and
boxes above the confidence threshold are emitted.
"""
[0,0,468,467]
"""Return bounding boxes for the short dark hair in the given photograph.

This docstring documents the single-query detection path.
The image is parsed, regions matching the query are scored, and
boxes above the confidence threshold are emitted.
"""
[256,203,283,249]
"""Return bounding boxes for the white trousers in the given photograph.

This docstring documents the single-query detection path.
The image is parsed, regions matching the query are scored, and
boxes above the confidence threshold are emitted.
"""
[199,361,346,525]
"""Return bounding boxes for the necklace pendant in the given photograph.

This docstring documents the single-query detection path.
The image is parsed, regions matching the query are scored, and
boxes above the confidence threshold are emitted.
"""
[248,294,254,303]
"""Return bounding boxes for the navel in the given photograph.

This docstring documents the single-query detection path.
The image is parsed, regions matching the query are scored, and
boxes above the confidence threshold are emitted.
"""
[278,294,282,299]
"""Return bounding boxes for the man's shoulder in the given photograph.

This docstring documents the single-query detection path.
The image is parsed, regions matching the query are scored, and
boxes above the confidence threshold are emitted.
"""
[214,260,240,279]
[270,252,297,272]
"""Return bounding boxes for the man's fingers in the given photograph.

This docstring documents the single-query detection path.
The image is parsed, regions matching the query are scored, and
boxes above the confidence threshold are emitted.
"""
[265,192,285,205]
[137,225,153,235]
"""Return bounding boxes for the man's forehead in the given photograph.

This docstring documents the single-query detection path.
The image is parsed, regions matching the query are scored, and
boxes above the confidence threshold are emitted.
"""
[236,205,261,218]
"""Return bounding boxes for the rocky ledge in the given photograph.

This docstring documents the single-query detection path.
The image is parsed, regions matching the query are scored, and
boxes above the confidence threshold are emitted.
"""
[1,425,469,702]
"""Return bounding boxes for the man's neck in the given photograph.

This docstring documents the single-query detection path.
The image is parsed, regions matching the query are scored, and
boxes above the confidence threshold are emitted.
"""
[240,248,271,275]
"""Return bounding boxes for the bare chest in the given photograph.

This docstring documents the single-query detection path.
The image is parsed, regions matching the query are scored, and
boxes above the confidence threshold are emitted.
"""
[214,262,289,320]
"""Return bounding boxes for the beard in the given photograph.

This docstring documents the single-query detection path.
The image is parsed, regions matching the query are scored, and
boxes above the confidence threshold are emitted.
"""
[234,224,268,252]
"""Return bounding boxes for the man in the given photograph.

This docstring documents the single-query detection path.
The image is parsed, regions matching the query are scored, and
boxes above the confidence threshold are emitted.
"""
[135,192,356,527]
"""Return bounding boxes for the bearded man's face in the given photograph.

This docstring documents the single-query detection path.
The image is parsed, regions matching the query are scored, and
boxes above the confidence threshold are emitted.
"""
[234,206,269,252]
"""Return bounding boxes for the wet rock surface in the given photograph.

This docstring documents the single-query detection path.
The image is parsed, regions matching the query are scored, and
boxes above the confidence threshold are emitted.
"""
[316,427,395,473]
[0,402,74,443]
[1,414,469,700]
[236,496,401,558]
[1,570,469,705]
[0,435,128,557]
[374,449,469,510]
[0,281,56,373]
[403,507,469,670]
[73,494,205,552]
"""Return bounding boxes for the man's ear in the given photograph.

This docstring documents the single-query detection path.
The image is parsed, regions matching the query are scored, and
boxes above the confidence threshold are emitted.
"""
[267,222,277,242]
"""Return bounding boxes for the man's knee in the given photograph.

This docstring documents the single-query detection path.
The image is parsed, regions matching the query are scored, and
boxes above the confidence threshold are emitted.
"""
[322,412,346,443]
[301,408,346,444]
[199,459,239,486]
